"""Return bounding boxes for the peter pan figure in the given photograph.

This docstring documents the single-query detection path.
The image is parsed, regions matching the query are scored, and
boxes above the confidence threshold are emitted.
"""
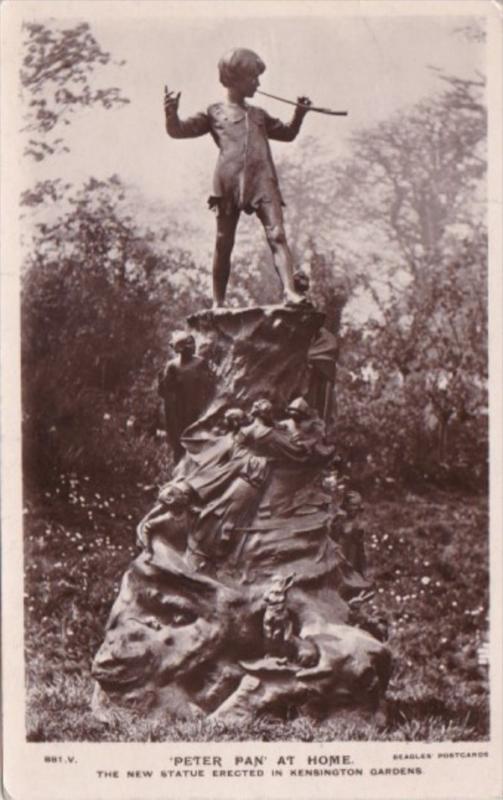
[164,48,312,307]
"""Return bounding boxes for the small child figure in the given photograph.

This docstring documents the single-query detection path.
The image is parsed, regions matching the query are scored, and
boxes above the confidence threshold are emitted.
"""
[339,490,367,576]
[262,573,295,658]
[262,573,319,668]
[158,331,214,463]
[278,396,334,460]
[164,48,312,307]
[136,480,195,556]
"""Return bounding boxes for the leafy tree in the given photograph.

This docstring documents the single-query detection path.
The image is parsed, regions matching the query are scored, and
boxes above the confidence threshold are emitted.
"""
[335,230,487,488]
[21,21,129,161]
[342,82,485,279]
[19,22,202,488]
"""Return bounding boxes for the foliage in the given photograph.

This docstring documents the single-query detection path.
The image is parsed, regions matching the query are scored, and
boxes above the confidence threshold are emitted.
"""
[21,21,129,160]
[19,20,211,493]
[271,76,488,490]
[22,176,207,488]
[343,82,485,274]
[24,488,489,741]
[334,231,488,490]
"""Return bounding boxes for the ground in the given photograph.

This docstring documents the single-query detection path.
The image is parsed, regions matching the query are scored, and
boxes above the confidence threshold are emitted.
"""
[24,475,489,742]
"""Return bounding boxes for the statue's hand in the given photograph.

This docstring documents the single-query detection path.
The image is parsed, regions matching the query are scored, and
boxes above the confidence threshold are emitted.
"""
[164,85,181,117]
[296,96,312,116]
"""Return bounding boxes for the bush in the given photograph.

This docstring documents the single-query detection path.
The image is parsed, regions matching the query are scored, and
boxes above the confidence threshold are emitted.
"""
[22,177,206,491]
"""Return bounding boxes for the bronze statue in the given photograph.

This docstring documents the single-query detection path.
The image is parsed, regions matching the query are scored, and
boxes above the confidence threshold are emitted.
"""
[278,396,334,461]
[186,398,277,560]
[164,48,312,307]
[333,489,367,576]
[293,270,340,424]
[185,397,329,562]
[136,480,195,556]
[262,573,295,657]
[92,550,390,723]
[93,85,393,723]
[158,331,214,462]
[280,396,325,440]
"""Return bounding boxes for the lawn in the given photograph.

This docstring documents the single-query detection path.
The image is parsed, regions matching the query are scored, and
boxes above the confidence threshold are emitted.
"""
[24,474,490,742]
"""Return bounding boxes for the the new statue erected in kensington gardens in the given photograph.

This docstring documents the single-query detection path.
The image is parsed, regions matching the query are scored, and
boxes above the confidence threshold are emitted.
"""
[92,48,392,726]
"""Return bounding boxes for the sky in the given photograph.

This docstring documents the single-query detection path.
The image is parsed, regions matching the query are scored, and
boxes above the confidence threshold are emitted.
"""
[28,11,485,217]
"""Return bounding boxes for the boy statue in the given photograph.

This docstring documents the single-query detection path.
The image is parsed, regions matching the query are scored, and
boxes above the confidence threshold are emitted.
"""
[158,331,214,463]
[164,48,312,307]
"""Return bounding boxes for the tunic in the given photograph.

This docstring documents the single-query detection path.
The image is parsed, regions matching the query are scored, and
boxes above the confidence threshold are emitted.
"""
[158,355,214,461]
[166,101,304,214]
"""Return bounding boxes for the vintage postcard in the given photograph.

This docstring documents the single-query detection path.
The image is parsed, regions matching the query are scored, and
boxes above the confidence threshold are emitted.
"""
[1,1,502,799]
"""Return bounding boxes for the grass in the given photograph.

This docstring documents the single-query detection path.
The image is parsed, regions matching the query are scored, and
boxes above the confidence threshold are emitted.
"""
[24,474,490,742]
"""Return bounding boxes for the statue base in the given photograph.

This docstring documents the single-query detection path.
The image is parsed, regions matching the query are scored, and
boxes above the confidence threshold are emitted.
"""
[91,306,392,726]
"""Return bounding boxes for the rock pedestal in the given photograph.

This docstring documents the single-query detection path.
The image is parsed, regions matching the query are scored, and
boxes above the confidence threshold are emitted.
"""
[186,305,325,427]
[92,306,391,726]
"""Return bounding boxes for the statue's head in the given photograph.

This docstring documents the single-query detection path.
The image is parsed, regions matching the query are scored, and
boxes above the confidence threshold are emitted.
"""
[171,331,196,357]
[223,407,247,433]
[218,48,266,91]
[265,573,295,606]
[250,398,273,425]
[342,490,363,517]
[157,480,193,511]
[285,396,313,422]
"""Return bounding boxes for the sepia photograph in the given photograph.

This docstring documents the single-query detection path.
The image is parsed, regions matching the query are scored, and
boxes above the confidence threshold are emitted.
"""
[1,1,502,799]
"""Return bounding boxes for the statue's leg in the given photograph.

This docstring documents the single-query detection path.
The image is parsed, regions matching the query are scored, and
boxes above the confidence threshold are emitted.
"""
[163,399,184,462]
[212,207,240,307]
[256,200,302,305]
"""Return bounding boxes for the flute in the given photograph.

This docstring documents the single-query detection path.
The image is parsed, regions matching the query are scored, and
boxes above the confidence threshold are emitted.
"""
[257,89,348,117]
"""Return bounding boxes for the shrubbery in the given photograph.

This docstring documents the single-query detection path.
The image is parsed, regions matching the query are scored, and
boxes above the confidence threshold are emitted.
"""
[21,176,208,491]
